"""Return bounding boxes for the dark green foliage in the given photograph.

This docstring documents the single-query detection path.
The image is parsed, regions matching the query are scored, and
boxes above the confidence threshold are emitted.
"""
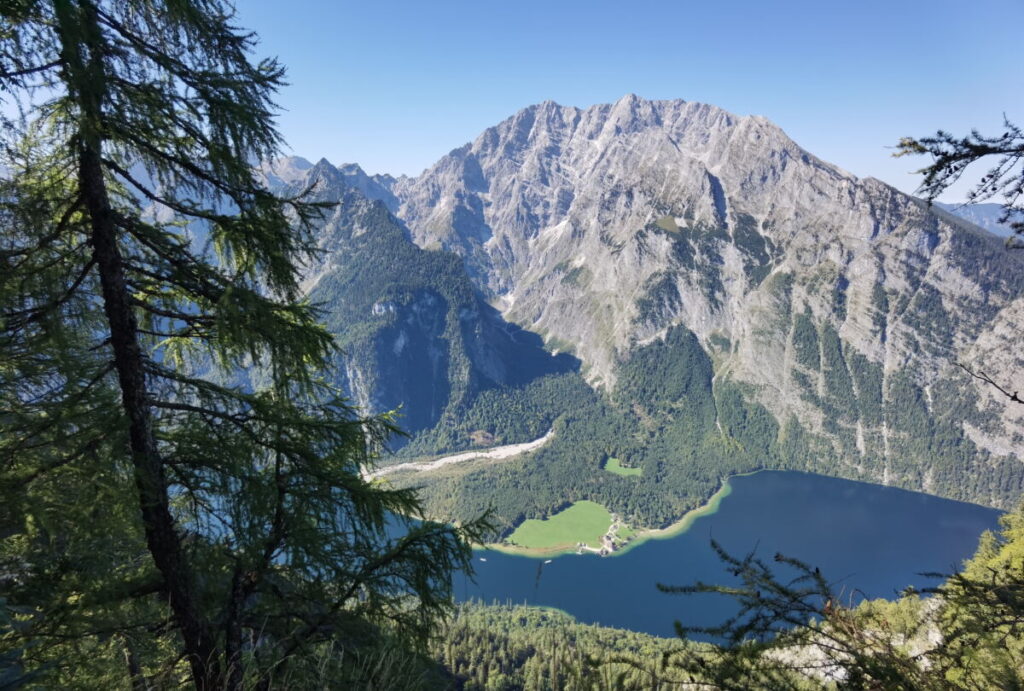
[791,369,820,406]
[0,3,482,687]
[0,599,46,689]
[398,327,778,538]
[708,332,732,353]
[891,291,912,320]
[634,271,682,324]
[397,297,1024,541]
[715,381,779,463]
[433,602,706,690]
[848,351,883,426]
[397,373,590,458]
[832,275,849,321]
[617,327,713,410]
[667,229,696,267]
[885,371,933,448]
[402,376,648,537]
[791,308,820,370]
[732,213,773,286]
[819,324,856,422]
[766,271,794,331]
[870,280,889,338]
[778,417,815,470]
[874,369,1011,505]
[900,283,954,356]
[306,187,575,436]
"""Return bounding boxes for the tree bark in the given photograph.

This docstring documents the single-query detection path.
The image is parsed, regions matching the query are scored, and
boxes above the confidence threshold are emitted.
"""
[224,565,245,690]
[83,144,220,689]
[121,635,149,691]
[56,1,220,687]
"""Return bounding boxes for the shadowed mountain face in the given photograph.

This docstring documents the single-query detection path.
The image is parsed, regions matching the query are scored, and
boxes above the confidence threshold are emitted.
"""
[262,160,577,438]
[270,95,1024,515]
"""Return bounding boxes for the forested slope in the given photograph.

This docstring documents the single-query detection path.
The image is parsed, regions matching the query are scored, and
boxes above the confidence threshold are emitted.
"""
[268,155,1024,536]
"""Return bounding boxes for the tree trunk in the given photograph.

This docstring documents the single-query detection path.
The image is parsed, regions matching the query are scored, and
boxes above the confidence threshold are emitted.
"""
[82,144,220,688]
[121,635,149,691]
[56,1,220,687]
[224,566,245,690]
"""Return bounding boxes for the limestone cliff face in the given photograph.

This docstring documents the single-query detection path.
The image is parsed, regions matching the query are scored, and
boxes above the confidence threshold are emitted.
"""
[382,96,1024,495]
[266,96,1024,506]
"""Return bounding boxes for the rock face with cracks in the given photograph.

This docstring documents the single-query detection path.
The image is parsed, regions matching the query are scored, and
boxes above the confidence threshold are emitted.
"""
[267,95,1024,508]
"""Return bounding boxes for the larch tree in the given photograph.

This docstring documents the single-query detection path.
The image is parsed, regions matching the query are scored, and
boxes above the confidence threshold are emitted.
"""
[897,119,1024,239]
[0,1,482,688]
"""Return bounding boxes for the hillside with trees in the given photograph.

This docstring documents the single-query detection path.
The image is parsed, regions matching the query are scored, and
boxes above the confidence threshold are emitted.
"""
[0,2,481,687]
[2,1,1023,689]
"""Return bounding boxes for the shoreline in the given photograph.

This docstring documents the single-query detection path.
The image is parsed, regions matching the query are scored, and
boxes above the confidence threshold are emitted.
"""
[479,469,763,559]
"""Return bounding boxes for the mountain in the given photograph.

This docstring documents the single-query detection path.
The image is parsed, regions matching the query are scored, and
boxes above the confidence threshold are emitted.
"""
[390,97,1024,505]
[936,201,1014,237]
[260,158,576,438]
[269,96,1024,533]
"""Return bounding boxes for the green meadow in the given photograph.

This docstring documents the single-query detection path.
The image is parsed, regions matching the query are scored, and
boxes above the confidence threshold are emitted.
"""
[507,500,612,550]
[604,457,642,477]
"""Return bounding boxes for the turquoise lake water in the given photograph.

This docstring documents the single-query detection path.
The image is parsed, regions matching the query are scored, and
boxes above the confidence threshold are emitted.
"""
[457,471,1003,638]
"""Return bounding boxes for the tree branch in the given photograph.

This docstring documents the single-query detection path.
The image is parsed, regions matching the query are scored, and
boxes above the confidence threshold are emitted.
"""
[957,362,1024,405]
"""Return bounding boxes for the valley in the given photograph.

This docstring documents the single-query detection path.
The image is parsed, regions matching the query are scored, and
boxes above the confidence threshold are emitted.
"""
[263,96,1024,552]
[7,1,1022,685]
[261,96,1024,681]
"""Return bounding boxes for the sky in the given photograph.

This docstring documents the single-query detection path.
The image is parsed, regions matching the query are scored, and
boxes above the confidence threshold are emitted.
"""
[236,0,1023,201]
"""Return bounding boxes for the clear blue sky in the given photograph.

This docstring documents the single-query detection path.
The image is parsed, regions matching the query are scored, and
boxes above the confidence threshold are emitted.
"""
[236,0,1023,200]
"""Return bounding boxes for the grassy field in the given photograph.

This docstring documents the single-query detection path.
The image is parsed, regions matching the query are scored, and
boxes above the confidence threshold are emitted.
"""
[507,500,612,550]
[604,457,642,477]
[488,473,754,558]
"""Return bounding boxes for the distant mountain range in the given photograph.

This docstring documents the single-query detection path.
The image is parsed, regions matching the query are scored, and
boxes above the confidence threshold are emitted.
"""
[262,96,1024,532]
[936,202,1014,237]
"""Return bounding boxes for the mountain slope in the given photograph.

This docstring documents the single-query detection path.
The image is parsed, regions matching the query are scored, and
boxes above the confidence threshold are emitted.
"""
[264,159,577,438]
[384,96,1024,511]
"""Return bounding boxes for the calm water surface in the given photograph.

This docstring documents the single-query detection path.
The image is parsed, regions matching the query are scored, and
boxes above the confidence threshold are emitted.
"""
[457,471,1002,638]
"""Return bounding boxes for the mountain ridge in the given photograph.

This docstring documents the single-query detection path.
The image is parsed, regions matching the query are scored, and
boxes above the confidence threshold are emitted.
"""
[262,96,1024,523]
[259,158,577,440]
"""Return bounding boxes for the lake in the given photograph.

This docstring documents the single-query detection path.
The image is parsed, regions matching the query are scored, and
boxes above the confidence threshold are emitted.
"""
[456,471,1003,638]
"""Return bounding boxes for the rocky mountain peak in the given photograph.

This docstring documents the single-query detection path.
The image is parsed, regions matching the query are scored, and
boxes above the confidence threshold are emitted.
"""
[390,96,856,317]
[258,155,314,187]
[277,97,1024,511]
[379,98,1024,471]
[263,156,399,213]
